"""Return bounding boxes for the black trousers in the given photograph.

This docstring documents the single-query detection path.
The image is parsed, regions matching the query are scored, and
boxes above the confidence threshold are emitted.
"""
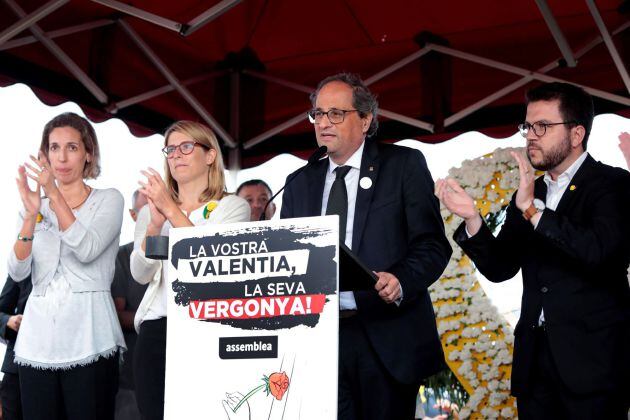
[18,353,119,420]
[1,372,23,420]
[517,327,629,420]
[133,318,166,420]
[338,316,419,420]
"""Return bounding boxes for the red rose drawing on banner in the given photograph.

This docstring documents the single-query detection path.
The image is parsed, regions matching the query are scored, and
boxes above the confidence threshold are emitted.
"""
[267,372,289,400]
[224,371,291,417]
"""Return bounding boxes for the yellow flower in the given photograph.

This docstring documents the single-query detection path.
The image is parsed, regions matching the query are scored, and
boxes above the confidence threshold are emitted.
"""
[203,201,218,219]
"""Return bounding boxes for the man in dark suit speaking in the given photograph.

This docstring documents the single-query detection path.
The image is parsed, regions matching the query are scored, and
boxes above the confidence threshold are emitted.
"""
[436,82,630,419]
[281,73,452,420]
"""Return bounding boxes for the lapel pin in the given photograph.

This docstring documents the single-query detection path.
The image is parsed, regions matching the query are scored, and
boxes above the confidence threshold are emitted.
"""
[369,166,374,172]
[360,176,373,190]
[569,185,576,191]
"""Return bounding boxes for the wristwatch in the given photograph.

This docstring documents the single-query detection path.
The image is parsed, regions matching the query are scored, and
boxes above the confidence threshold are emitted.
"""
[523,198,545,221]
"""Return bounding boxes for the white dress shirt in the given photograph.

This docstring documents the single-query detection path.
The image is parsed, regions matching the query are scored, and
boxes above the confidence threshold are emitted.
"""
[321,142,364,310]
[320,143,404,310]
[537,151,588,324]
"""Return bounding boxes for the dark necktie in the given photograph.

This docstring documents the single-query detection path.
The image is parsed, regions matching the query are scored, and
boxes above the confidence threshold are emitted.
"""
[326,165,352,242]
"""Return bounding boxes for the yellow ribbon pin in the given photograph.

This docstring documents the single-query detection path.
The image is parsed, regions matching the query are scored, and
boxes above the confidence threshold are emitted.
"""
[203,201,218,219]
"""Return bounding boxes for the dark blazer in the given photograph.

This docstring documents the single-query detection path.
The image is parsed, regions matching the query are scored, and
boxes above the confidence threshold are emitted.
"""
[0,275,32,374]
[455,155,630,396]
[281,140,452,384]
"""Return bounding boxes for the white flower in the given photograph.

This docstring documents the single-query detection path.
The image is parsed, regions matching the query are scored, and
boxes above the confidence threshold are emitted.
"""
[480,407,499,418]
[459,407,472,419]
[487,379,500,391]
[446,334,459,345]
[499,379,511,391]
[433,146,522,417]
[458,360,473,376]
[488,391,508,406]
[501,407,514,417]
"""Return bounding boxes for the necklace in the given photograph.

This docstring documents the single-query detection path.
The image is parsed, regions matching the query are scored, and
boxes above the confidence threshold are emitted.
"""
[71,186,92,210]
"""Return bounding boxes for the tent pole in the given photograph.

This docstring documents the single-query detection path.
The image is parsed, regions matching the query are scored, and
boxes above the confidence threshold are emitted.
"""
[5,0,108,104]
[379,109,434,132]
[109,71,226,113]
[184,0,243,37]
[585,0,630,94]
[444,21,630,127]
[0,0,69,45]
[119,19,237,148]
[430,44,630,106]
[244,114,306,150]
[90,0,182,33]
[364,46,432,86]
[243,70,311,94]
[534,0,577,67]
[228,71,242,170]
[0,19,114,51]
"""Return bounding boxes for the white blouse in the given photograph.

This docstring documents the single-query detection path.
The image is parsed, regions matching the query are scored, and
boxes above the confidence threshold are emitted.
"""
[8,188,126,369]
[131,194,250,332]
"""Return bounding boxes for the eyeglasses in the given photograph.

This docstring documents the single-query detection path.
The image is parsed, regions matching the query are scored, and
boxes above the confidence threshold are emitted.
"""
[518,121,576,137]
[162,141,207,158]
[307,108,358,124]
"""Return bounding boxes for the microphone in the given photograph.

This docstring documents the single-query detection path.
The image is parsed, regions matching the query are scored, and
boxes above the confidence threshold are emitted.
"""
[259,146,327,221]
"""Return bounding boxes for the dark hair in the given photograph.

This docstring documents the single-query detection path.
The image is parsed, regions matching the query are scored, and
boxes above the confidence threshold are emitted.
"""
[525,82,594,150]
[40,112,101,179]
[310,73,379,137]
[236,179,273,196]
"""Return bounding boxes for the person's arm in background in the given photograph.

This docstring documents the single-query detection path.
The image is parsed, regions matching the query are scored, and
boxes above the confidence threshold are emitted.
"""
[113,297,135,331]
[0,277,22,342]
[130,205,161,285]
[619,132,630,170]
[111,245,136,332]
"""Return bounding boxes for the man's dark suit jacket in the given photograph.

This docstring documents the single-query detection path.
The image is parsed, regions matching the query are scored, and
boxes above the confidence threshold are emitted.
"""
[281,140,452,385]
[0,276,32,374]
[455,155,630,397]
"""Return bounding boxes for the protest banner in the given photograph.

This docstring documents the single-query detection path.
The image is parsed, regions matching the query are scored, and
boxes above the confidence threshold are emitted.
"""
[164,216,339,419]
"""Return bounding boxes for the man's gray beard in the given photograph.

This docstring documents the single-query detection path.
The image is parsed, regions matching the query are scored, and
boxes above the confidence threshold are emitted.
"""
[528,136,571,172]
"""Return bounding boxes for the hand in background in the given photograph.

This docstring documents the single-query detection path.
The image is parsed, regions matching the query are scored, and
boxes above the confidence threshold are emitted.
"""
[619,132,630,169]
[7,314,22,332]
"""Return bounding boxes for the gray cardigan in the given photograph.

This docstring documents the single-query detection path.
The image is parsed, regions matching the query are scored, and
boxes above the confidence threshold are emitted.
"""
[8,188,124,296]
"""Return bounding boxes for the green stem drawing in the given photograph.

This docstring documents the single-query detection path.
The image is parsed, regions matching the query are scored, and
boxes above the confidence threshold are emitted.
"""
[233,384,266,412]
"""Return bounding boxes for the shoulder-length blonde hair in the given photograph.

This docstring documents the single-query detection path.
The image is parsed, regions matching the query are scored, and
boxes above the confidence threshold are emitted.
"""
[163,121,226,203]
